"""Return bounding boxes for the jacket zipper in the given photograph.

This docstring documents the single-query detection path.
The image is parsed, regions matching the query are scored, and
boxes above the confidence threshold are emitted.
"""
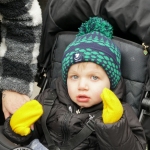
[76,107,86,114]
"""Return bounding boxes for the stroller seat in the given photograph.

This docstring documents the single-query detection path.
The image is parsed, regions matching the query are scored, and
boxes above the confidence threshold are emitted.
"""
[37,31,150,148]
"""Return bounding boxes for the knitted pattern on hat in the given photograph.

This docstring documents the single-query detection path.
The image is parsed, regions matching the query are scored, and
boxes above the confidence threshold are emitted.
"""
[62,17,121,89]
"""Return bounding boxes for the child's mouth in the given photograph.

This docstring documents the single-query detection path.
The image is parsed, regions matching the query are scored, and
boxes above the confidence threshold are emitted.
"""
[76,95,90,102]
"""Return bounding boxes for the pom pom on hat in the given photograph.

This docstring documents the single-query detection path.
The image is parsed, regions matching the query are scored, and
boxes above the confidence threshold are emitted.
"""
[62,17,121,89]
[77,17,113,39]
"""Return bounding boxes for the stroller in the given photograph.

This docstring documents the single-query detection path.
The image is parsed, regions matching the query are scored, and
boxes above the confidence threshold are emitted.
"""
[0,32,150,150]
[36,0,150,148]
[1,0,150,149]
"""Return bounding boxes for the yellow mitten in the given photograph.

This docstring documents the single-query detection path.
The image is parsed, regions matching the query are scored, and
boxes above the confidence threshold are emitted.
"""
[100,88,123,124]
[10,100,43,136]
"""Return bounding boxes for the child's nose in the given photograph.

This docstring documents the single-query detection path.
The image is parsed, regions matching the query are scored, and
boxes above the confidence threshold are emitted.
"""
[78,78,88,90]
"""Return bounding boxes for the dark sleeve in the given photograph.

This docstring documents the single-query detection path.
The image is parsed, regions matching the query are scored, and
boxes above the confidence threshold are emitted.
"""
[94,103,147,150]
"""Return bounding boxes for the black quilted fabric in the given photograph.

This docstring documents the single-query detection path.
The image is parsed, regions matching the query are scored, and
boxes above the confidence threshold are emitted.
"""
[3,116,33,145]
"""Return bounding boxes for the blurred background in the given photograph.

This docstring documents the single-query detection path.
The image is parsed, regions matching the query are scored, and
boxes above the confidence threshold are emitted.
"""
[38,0,48,13]
[31,0,48,99]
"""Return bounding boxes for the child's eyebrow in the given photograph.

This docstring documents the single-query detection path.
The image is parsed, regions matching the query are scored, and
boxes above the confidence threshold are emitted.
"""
[88,72,101,76]
[88,70,102,73]
[68,70,78,74]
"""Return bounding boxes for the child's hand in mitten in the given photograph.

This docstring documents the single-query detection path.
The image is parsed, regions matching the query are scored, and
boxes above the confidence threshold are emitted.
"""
[10,100,43,136]
[100,88,123,124]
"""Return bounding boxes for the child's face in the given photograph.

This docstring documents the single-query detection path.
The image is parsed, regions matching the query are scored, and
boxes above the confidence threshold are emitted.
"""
[67,62,110,108]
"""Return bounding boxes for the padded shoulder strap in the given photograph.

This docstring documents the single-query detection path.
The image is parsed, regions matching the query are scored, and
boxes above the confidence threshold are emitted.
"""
[41,90,60,150]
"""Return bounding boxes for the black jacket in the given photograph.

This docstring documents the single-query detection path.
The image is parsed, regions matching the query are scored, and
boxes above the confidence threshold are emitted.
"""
[34,78,146,150]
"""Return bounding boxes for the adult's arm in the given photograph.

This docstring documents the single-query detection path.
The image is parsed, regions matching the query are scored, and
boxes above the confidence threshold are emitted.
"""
[0,0,42,118]
[0,0,42,96]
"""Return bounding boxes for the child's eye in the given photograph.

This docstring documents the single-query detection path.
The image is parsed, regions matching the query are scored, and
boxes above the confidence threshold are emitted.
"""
[91,76,99,80]
[71,75,78,79]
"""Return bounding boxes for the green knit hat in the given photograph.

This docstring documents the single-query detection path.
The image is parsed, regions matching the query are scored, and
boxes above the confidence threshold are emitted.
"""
[62,17,121,89]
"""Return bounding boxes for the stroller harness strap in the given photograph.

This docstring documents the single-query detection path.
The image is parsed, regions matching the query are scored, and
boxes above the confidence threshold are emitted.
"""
[41,90,58,150]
